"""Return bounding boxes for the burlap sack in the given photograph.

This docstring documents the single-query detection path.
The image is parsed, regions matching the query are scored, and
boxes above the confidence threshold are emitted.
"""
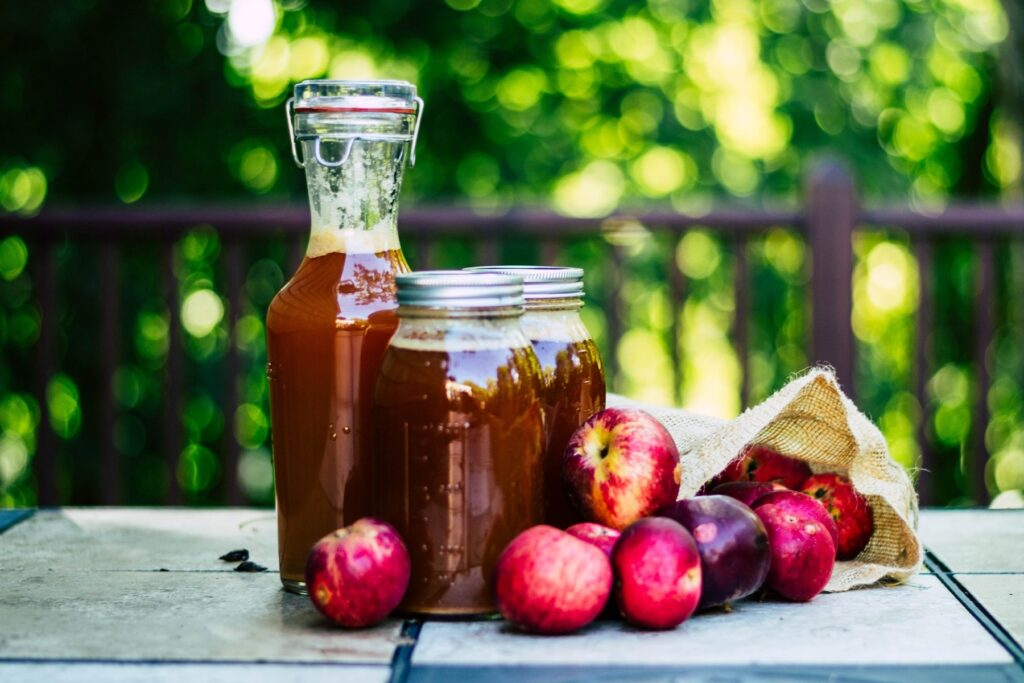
[608,366,922,592]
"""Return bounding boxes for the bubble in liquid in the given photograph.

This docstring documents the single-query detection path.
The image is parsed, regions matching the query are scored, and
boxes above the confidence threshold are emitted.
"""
[342,426,351,434]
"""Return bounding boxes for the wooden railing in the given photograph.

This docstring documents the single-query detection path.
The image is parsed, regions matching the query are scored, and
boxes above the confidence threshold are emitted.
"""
[3,160,1023,507]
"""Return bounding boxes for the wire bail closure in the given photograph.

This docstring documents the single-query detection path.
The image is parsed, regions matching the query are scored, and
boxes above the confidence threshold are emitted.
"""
[286,95,424,169]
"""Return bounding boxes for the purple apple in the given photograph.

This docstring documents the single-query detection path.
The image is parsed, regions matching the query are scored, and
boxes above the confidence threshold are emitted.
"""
[659,496,770,608]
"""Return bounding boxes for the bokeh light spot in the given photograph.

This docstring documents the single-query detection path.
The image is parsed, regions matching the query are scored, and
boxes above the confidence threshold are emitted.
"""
[0,166,47,216]
[0,236,29,281]
[631,147,694,197]
[496,68,546,111]
[227,0,276,48]
[552,161,624,217]
[235,403,269,449]
[239,448,275,501]
[47,374,81,439]
[0,434,29,488]
[181,289,225,338]
[177,444,219,493]
[552,0,606,15]
[115,162,149,204]
[677,230,721,280]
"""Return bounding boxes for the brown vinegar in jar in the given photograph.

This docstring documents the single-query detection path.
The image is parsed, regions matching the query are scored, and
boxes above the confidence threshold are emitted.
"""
[467,266,606,528]
[374,272,544,615]
[266,80,420,593]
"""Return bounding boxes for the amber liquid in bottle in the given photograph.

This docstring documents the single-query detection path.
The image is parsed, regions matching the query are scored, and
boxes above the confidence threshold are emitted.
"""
[374,330,544,614]
[266,245,409,589]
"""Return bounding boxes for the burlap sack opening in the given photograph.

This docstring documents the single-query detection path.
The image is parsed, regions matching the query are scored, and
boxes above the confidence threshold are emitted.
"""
[608,366,922,592]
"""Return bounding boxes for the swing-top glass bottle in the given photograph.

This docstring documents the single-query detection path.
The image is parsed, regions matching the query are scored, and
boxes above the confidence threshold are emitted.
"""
[266,80,421,593]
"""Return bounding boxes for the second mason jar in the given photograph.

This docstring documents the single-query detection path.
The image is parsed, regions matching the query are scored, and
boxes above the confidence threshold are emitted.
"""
[467,266,606,528]
[373,271,545,615]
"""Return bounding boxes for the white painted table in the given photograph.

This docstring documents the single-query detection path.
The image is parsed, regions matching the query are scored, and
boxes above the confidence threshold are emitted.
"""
[0,508,1021,682]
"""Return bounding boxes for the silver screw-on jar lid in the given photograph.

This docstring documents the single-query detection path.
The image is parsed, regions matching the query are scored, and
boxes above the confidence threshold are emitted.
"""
[397,271,524,309]
[464,266,584,299]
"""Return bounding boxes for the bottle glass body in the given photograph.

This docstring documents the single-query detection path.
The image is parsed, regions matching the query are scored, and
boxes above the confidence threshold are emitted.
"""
[267,83,414,593]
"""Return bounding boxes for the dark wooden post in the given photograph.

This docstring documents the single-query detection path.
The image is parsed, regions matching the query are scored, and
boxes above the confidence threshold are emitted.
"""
[33,241,59,506]
[971,241,996,505]
[913,239,935,504]
[223,241,244,505]
[163,244,184,505]
[804,160,858,397]
[98,244,122,505]
[667,232,684,405]
[605,242,625,393]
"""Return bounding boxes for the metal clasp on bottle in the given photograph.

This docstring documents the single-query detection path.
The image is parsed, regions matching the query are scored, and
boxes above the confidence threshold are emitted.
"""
[285,96,424,169]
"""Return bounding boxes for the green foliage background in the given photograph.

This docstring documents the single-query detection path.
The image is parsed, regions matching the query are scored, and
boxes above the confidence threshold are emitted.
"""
[0,0,1022,508]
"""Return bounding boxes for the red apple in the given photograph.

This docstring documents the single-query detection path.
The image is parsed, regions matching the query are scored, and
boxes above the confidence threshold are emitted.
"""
[305,518,410,628]
[565,522,621,618]
[659,496,770,608]
[565,522,620,559]
[495,525,613,634]
[612,517,701,629]
[709,481,788,507]
[755,503,835,602]
[800,473,874,560]
[563,408,681,531]
[711,445,812,490]
[753,490,839,550]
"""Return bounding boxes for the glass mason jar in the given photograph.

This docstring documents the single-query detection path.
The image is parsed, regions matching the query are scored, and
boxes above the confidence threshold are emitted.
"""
[467,266,606,528]
[373,272,545,615]
[266,80,422,593]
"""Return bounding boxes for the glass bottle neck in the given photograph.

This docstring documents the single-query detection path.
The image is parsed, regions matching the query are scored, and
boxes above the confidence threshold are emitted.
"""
[301,139,407,258]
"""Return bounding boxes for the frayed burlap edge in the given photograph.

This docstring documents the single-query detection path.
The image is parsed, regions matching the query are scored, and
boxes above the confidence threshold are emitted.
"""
[609,367,922,592]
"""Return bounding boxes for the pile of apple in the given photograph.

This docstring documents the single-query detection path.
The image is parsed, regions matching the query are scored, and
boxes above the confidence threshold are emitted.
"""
[497,408,875,634]
[302,408,874,632]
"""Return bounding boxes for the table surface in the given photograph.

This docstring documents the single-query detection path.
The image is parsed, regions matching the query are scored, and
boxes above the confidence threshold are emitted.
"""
[0,508,1021,683]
